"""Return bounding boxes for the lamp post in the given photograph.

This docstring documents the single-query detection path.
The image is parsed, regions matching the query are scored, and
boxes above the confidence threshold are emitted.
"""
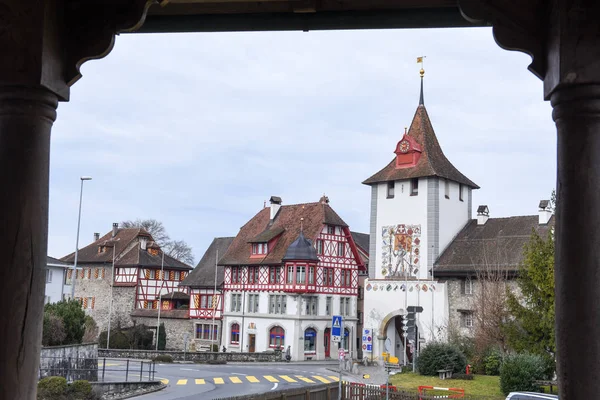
[70,176,92,299]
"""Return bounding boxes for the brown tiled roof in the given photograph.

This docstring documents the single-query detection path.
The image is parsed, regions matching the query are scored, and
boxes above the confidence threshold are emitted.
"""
[61,227,192,270]
[249,227,285,243]
[362,105,479,188]
[220,202,350,266]
[158,291,190,301]
[351,232,369,254]
[434,215,554,276]
[181,237,234,288]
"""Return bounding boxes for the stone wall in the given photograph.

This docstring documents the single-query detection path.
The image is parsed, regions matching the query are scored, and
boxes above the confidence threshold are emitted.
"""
[132,315,192,351]
[90,381,164,398]
[98,348,282,363]
[40,343,98,381]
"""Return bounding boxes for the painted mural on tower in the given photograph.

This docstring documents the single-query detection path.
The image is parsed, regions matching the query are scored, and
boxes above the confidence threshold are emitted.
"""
[381,224,421,278]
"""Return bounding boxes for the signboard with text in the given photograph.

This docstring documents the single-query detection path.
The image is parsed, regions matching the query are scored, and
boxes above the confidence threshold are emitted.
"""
[332,315,343,342]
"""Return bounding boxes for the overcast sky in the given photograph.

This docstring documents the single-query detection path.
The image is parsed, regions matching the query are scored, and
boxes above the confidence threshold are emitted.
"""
[48,27,556,264]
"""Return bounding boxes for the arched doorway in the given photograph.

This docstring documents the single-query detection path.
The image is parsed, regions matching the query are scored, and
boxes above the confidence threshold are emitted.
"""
[324,328,330,358]
[378,309,414,363]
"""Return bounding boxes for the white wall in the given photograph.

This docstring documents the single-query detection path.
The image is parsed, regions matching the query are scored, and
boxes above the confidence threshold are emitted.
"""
[438,180,471,254]
[374,177,429,280]
[45,266,67,303]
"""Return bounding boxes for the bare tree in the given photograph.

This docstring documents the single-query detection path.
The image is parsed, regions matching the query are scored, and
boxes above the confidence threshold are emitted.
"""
[120,218,194,265]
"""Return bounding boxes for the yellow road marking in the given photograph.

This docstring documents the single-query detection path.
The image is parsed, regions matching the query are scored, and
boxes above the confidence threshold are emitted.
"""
[280,375,297,383]
[246,376,260,383]
[328,376,340,382]
[98,363,120,367]
[176,379,187,385]
[214,378,225,384]
[313,376,331,383]
[296,376,315,383]
[195,379,205,385]
[160,379,169,385]
[264,375,279,382]
[230,376,242,384]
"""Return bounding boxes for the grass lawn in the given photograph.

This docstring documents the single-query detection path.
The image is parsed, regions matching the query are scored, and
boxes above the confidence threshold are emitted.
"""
[389,372,505,399]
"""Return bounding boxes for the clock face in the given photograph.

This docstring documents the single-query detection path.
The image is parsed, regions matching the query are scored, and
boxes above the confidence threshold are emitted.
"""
[399,140,410,153]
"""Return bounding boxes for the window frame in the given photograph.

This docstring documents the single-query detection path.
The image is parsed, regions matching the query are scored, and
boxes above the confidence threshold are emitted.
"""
[269,326,285,348]
[445,179,450,199]
[304,328,317,353]
[326,296,332,316]
[316,239,324,255]
[230,323,240,344]
[459,183,464,202]
[269,266,281,284]
[327,225,335,235]
[387,181,395,198]
[337,242,345,257]
[296,265,306,284]
[195,323,218,340]
[410,178,419,196]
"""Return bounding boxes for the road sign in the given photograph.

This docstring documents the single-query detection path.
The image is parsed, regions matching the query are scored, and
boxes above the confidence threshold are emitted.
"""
[363,328,373,353]
[331,315,343,342]
[338,348,345,360]
[366,344,372,352]
[362,374,370,379]
[407,306,424,313]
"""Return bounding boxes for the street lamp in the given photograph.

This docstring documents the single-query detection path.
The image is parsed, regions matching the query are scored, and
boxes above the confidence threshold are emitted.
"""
[70,176,92,299]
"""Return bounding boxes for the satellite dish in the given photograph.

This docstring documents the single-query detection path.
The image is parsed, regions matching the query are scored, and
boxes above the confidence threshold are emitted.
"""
[385,338,392,352]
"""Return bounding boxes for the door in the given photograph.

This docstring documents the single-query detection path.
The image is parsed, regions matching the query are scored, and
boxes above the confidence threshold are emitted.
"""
[324,328,330,358]
[249,334,256,353]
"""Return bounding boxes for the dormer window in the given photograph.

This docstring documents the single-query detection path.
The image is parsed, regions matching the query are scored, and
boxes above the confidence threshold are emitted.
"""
[327,225,335,235]
[252,243,268,255]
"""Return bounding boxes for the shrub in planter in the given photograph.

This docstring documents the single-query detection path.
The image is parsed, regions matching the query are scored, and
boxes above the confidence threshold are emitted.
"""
[211,344,219,352]
[38,376,68,399]
[66,380,92,400]
[500,353,550,395]
[484,350,503,376]
[416,342,467,376]
[153,354,174,363]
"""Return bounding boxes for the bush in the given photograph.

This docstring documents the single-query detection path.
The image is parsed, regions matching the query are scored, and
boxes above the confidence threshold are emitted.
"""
[66,380,92,399]
[211,344,219,352]
[38,376,68,399]
[98,329,130,349]
[44,300,86,345]
[153,354,173,363]
[484,350,503,376]
[500,353,550,395]
[451,373,474,381]
[416,342,467,376]
[158,323,167,351]
[42,314,67,346]
[82,316,98,343]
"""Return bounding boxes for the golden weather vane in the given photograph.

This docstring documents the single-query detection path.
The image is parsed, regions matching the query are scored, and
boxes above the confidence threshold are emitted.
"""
[417,56,426,77]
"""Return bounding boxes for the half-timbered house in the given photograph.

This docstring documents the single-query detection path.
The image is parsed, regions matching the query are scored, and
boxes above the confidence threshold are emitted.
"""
[219,196,366,361]
[61,223,193,349]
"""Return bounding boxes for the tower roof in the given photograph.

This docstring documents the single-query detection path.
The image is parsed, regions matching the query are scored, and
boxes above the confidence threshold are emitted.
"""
[282,231,320,262]
[362,104,479,188]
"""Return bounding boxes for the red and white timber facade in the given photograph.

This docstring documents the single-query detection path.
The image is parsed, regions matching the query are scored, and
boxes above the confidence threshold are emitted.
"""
[219,197,366,361]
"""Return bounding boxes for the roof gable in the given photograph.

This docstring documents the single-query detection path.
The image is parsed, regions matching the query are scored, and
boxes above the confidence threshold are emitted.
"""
[181,237,234,288]
[363,105,479,188]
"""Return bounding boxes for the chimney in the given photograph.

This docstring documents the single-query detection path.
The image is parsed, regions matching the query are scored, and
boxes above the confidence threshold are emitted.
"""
[319,194,330,204]
[94,232,100,241]
[477,205,489,225]
[269,196,282,219]
[112,223,118,237]
[140,236,148,250]
[538,200,552,224]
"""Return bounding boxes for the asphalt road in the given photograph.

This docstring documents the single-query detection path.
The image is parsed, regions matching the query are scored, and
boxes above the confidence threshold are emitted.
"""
[141,363,344,400]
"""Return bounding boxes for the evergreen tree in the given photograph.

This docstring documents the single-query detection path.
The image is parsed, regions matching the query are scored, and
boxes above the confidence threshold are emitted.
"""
[506,229,555,357]
[43,300,86,345]
[158,323,167,350]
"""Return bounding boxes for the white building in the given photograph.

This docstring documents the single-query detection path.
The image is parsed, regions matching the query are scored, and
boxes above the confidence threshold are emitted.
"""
[45,256,72,303]
[361,77,479,363]
[218,196,366,361]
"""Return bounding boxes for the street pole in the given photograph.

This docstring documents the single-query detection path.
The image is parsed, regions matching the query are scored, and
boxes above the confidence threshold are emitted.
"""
[413,282,420,373]
[155,251,165,351]
[71,176,92,299]
[403,266,408,366]
[386,364,390,400]
[338,342,342,400]
[212,249,218,350]
[106,244,116,349]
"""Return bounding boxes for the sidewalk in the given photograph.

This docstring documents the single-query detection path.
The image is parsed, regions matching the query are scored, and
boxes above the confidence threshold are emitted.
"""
[228,359,340,366]
[326,363,394,386]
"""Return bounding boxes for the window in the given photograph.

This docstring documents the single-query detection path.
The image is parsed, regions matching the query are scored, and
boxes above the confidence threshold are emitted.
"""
[340,297,351,316]
[410,178,419,196]
[248,266,259,284]
[304,328,317,353]
[342,328,350,350]
[269,266,281,284]
[308,266,315,285]
[269,326,285,348]
[82,297,95,309]
[252,243,268,255]
[459,183,464,201]
[358,287,364,300]
[230,293,242,312]
[305,296,318,316]
[45,269,52,283]
[462,278,473,295]
[195,323,218,340]
[231,267,241,284]
[45,296,51,304]
[326,297,332,316]
[286,266,293,284]
[326,268,334,286]
[337,242,345,257]
[268,295,287,314]
[199,294,215,309]
[461,312,474,328]
[230,323,240,344]
[445,179,450,199]
[173,271,181,281]
[387,181,395,198]
[248,294,259,313]
[327,225,335,235]
[316,239,324,255]
[296,265,306,284]
[341,270,351,287]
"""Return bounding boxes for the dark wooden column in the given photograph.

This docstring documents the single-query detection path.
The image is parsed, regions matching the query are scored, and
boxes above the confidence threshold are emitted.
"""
[0,1,151,398]
[460,1,600,398]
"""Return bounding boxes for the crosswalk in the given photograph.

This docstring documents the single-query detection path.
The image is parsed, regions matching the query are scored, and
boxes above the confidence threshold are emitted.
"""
[161,375,340,386]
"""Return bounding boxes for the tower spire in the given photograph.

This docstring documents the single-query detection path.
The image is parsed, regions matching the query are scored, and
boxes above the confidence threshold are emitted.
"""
[417,56,426,106]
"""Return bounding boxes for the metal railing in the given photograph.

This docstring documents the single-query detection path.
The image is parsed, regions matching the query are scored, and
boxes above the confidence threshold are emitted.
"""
[38,356,156,383]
